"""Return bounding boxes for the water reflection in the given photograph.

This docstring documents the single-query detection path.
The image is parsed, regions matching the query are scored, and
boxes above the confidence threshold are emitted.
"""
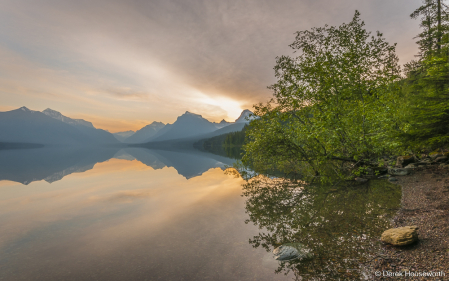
[242,176,401,280]
[122,148,236,179]
[0,156,284,280]
[0,147,237,185]
[0,147,118,185]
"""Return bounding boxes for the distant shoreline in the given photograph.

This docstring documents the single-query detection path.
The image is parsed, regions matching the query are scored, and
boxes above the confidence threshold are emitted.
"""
[0,142,45,150]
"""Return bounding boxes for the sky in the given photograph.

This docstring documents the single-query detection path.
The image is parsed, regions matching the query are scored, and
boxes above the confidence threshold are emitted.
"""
[0,0,422,132]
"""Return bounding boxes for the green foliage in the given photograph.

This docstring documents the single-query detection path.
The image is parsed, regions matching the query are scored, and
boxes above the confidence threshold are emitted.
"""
[400,0,449,150]
[410,0,449,58]
[243,11,402,178]
[223,128,247,147]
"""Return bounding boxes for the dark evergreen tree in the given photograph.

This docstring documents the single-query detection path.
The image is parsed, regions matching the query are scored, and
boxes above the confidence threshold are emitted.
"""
[402,0,449,148]
[410,0,448,58]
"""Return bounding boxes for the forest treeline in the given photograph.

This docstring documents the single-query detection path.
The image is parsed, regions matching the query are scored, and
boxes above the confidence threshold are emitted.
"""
[199,125,248,148]
[201,0,448,179]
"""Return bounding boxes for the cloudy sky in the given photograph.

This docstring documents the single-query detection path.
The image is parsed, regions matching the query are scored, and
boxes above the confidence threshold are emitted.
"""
[0,0,422,132]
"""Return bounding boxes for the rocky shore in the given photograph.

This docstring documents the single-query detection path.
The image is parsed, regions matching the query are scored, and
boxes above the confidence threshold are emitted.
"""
[370,165,449,280]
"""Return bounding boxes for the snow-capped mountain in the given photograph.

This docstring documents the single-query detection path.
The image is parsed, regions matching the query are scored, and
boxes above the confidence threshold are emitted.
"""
[42,108,94,128]
[235,109,255,123]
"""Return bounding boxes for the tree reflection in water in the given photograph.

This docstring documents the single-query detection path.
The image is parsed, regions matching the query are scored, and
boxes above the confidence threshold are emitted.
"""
[241,175,401,280]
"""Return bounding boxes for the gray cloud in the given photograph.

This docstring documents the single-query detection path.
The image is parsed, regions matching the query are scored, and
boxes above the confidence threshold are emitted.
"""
[0,0,423,129]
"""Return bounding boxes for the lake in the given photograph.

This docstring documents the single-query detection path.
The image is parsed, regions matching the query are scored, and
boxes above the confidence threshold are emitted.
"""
[0,147,400,280]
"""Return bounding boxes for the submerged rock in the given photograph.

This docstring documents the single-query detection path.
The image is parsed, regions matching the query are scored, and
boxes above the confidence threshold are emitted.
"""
[381,226,419,246]
[388,168,411,176]
[389,177,398,182]
[355,177,368,183]
[273,243,313,261]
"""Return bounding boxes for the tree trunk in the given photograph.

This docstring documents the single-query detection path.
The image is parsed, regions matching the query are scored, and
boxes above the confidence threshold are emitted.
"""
[437,0,441,52]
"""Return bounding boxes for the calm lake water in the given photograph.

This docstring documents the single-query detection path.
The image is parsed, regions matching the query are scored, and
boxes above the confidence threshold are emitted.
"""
[0,147,401,280]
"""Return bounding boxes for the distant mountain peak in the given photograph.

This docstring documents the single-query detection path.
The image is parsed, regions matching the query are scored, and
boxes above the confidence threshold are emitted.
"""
[212,119,231,129]
[42,108,94,128]
[143,121,165,129]
[43,108,62,117]
[19,106,32,112]
[183,111,202,117]
[235,109,254,123]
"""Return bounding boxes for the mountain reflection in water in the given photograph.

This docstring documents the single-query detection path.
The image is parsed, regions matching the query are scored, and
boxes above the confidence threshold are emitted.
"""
[0,147,401,280]
[0,148,285,281]
[242,176,401,280]
[0,147,237,184]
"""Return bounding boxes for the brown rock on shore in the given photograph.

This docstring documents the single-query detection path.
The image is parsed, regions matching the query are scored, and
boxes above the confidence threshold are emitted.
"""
[381,226,419,246]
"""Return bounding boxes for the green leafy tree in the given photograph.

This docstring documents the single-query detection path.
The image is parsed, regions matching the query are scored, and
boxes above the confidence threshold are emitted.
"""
[243,11,401,177]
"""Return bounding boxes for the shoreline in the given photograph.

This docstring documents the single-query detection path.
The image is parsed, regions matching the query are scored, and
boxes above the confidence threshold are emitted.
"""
[371,166,449,280]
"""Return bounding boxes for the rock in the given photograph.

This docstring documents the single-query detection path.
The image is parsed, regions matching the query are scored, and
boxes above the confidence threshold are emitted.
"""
[373,167,388,175]
[388,168,412,176]
[396,156,415,167]
[429,152,443,160]
[381,226,419,246]
[365,167,374,175]
[389,177,398,182]
[355,177,368,183]
[273,243,313,261]
[434,156,448,163]
[404,164,416,169]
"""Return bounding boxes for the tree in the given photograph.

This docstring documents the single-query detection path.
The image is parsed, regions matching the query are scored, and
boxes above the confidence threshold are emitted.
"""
[410,0,449,58]
[243,11,401,178]
[401,0,449,149]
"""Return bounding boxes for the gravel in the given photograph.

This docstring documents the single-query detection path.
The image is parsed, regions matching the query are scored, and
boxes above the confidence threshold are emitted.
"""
[370,166,449,280]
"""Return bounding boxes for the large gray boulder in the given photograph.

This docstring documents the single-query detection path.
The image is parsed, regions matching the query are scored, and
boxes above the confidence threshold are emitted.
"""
[381,226,419,246]
[273,243,313,261]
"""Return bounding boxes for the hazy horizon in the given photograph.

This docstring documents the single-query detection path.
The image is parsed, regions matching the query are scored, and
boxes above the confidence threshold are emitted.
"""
[0,0,422,132]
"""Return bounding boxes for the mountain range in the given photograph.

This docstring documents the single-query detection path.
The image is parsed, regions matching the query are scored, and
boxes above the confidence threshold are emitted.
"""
[116,109,253,144]
[0,107,254,146]
[0,107,118,146]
